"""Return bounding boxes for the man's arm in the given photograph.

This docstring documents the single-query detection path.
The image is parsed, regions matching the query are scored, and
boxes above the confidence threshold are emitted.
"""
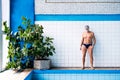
[92,33,96,47]
[80,34,84,50]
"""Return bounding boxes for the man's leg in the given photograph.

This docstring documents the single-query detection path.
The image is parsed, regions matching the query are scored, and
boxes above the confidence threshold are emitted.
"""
[88,46,94,69]
[81,45,87,69]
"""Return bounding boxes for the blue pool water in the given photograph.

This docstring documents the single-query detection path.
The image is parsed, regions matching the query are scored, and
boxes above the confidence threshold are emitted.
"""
[24,70,120,80]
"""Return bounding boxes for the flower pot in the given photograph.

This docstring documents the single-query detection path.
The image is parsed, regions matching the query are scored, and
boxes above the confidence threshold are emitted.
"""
[34,59,50,69]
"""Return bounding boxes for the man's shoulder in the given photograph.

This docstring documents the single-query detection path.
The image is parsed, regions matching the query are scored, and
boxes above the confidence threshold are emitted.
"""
[90,31,94,34]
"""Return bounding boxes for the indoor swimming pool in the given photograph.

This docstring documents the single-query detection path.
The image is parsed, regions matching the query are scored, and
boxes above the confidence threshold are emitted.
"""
[24,70,120,80]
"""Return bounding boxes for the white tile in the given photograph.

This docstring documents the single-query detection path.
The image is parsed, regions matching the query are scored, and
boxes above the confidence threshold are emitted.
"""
[35,21,120,67]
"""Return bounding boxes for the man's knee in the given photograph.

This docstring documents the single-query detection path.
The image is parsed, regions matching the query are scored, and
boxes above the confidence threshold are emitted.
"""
[82,54,86,58]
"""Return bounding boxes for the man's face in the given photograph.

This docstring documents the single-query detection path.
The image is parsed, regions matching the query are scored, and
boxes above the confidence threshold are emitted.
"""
[85,25,89,31]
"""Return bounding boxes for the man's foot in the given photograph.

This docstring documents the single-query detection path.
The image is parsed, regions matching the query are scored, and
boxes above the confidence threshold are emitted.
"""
[90,67,95,70]
[81,67,85,70]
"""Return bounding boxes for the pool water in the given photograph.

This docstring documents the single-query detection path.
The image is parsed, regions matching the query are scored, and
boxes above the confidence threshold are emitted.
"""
[25,70,120,80]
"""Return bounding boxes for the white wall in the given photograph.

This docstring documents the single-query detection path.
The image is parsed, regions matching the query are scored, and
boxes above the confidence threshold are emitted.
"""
[35,21,120,67]
[1,0,10,70]
[35,0,120,67]
[0,0,2,71]
[35,0,120,14]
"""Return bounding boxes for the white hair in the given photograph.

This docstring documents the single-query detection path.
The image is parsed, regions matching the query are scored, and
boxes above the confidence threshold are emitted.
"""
[85,25,89,30]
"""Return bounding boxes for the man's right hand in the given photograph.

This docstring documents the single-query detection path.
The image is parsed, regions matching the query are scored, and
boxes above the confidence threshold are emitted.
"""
[80,46,82,50]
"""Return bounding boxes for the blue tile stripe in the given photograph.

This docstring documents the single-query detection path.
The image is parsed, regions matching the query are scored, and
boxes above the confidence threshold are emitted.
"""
[33,70,120,74]
[35,14,120,21]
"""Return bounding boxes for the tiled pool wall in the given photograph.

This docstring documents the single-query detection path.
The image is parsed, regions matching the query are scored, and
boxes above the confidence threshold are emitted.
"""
[25,70,120,80]
[35,21,120,67]
[34,0,120,67]
[9,0,120,68]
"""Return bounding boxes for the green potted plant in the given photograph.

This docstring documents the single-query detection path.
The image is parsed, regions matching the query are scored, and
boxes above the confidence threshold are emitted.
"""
[20,17,56,69]
[33,36,55,69]
[3,17,55,70]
